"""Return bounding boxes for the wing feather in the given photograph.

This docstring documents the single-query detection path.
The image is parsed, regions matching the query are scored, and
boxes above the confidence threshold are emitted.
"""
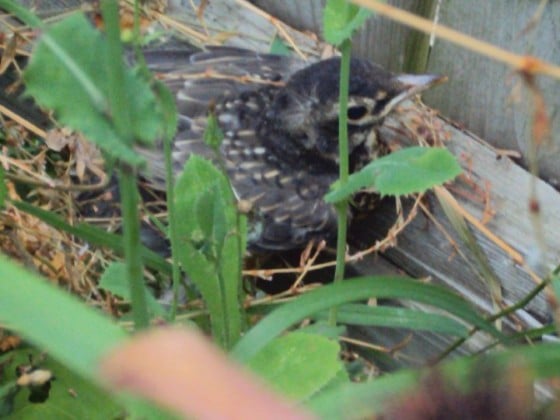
[137,45,336,250]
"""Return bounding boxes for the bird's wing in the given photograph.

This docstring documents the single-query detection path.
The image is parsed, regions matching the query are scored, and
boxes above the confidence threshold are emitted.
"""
[226,154,338,251]
[137,46,306,189]
[145,45,307,117]
[137,45,337,250]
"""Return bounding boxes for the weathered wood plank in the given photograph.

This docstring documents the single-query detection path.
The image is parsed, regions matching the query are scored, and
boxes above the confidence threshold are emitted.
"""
[352,101,558,323]
[166,0,324,57]
[244,1,557,361]
[245,0,558,341]
[253,0,432,72]
[425,0,560,186]
[254,0,560,185]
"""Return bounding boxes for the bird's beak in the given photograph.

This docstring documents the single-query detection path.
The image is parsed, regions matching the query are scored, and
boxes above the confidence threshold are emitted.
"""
[393,73,448,98]
[376,73,446,120]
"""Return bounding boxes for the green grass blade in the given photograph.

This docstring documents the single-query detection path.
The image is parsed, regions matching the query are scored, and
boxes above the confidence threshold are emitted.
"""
[11,200,171,275]
[232,276,503,362]
[317,304,469,336]
[0,254,127,382]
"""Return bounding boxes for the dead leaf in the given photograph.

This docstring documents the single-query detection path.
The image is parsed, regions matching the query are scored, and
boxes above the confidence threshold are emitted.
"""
[45,128,104,181]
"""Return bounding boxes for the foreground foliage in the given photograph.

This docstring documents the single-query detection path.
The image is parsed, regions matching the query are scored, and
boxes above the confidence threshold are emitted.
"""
[0,0,558,418]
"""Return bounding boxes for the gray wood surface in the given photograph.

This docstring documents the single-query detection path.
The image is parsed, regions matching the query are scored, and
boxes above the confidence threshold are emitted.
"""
[425,1,560,187]
[249,0,558,359]
[253,0,560,186]
[376,103,556,318]
[253,0,430,72]
[343,100,559,363]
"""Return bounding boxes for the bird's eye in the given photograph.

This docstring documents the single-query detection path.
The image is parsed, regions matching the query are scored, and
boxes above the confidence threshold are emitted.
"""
[347,106,368,121]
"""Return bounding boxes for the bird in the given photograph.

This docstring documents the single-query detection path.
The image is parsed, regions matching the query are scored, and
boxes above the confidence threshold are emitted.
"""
[137,46,444,252]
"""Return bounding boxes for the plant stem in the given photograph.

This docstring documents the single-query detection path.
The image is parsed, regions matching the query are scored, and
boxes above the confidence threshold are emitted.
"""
[119,167,150,329]
[328,39,352,326]
[101,0,149,329]
[100,0,131,143]
[164,117,181,321]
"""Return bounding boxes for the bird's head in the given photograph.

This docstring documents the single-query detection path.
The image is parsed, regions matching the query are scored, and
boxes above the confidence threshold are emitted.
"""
[266,57,445,162]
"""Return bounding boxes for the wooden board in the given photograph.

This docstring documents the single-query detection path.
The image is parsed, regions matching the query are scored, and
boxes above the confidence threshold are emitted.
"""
[253,0,560,186]
[341,100,559,363]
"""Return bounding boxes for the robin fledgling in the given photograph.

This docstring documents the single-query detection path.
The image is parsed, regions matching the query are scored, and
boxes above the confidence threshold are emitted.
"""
[138,47,444,251]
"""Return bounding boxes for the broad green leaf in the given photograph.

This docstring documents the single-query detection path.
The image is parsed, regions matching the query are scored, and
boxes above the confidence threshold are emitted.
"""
[193,185,218,248]
[323,0,372,45]
[248,333,347,401]
[315,304,469,336]
[0,255,171,417]
[325,147,462,203]
[193,183,228,259]
[0,383,18,417]
[99,262,166,318]
[175,156,245,349]
[23,14,162,165]
[232,276,503,363]
[218,210,247,339]
[0,254,127,382]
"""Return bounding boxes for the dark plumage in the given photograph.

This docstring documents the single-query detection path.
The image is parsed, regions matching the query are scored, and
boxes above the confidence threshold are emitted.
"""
[138,47,443,251]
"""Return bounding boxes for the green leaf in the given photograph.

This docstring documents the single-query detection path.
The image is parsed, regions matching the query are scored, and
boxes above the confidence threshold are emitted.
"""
[0,254,170,417]
[299,322,347,339]
[99,262,166,318]
[308,367,417,419]
[325,147,462,203]
[193,185,216,246]
[247,333,347,401]
[203,110,224,151]
[218,209,247,338]
[1,348,122,418]
[232,276,503,363]
[323,0,372,45]
[0,254,127,383]
[269,36,292,56]
[315,304,469,337]
[193,183,228,258]
[153,79,179,141]
[23,14,162,165]
[175,156,245,349]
